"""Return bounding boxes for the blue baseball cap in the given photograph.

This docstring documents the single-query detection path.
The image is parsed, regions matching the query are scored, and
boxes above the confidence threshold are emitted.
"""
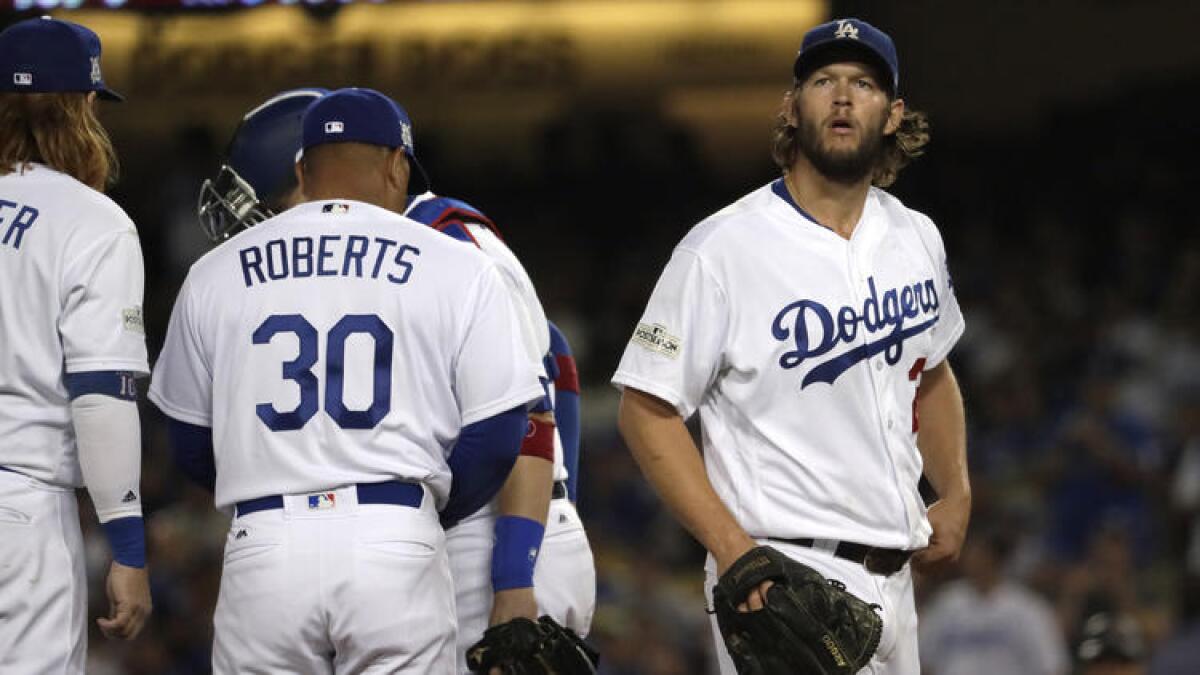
[793,18,899,95]
[0,16,122,101]
[301,87,428,191]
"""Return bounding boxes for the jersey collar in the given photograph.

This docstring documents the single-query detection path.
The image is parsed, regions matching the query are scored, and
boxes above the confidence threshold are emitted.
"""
[770,178,831,232]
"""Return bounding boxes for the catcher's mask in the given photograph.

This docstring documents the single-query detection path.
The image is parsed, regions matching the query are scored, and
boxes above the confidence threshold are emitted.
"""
[197,87,328,242]
[197,165,272,242]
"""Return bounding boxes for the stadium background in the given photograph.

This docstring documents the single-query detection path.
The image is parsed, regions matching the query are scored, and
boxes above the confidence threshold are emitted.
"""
[4,0,1199,672]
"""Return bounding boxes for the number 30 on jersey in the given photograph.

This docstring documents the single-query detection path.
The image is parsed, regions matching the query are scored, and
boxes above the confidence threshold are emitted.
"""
[253,313,393,431]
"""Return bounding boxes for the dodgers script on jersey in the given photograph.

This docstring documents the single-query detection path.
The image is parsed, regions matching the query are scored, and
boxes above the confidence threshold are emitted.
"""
[149,199,545,510]
[612,181,964,550]
[0,164,148,486]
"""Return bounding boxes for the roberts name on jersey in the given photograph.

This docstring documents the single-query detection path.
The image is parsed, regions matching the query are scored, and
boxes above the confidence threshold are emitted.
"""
[239,231,421,288]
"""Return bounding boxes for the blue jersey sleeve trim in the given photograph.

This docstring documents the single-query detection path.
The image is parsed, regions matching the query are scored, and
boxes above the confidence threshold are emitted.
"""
[64,371,137,401]
[102,516,146,568]
[166,418,216,492]
[440,405,526,529]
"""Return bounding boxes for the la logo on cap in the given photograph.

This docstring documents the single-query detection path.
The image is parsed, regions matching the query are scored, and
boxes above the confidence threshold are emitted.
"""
[325,121,344,134]
[834,19,859,40]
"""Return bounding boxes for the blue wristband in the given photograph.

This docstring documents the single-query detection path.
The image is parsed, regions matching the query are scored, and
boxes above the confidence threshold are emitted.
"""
[101,516,146,568]
[491,515,545,592]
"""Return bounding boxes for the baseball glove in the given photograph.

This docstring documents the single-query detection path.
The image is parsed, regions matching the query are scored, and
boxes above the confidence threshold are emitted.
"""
[466,615,599,674]
[712,546,882,674]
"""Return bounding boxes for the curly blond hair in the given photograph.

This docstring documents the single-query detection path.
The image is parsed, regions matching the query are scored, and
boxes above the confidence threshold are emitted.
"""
[0,92,117,192]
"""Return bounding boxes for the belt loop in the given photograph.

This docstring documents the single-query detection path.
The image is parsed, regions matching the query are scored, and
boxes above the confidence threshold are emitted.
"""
[812,538,839,555]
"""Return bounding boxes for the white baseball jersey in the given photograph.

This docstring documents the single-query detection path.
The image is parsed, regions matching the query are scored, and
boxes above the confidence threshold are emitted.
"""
[612,180,964,550]
[403,194,596,669]
[0,163,148,487]
[405,192,569,483]
[149,199,545,510]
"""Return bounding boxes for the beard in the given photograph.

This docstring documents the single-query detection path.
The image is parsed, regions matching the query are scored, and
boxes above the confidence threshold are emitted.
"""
[796,114,887,184]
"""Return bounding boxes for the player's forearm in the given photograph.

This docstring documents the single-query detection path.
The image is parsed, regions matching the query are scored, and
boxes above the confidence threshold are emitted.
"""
[496,409,555,523]
[495,454,553,525]
[916,361,970,505]
[71,391,146,569]
[617,388,755,571]
[490,411,554,598]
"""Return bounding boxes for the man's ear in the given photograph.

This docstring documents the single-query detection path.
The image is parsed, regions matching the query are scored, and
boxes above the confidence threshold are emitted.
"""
[388,148,411,191]
[780,89,799,128]
[294,159,306,199]
[884,97,905,136]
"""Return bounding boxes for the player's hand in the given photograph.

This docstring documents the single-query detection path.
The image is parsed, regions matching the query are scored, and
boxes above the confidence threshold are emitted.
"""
[97,561,152,640]
[736,579,775,613]
[486,588,540,675]
[489,587,539,626]
[714,535,774,613]
[913,494,970,573]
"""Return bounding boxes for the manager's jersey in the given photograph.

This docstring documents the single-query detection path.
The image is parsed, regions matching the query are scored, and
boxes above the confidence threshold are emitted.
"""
[149,199,545,511]
[612,182,965,550]
[0,164,148,487]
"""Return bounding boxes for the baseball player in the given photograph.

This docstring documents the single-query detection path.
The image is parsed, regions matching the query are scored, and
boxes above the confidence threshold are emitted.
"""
[197,87,596,671]
[612,17,969,674]
[150,88,546,673]
[404,195,597,667]
[0,16,151,673]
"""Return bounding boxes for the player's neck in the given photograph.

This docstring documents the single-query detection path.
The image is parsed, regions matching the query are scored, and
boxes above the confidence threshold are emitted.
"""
[784,162,872,240]
[303,183,405,215]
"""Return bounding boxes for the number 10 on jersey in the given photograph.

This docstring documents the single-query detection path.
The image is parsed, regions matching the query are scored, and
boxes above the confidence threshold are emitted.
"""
[253,313,393,431]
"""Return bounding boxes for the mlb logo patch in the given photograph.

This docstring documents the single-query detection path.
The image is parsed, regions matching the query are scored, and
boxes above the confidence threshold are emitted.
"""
[324,121,344,134]
[13,73,32,86]
[322,203,351,214]
[307,493,337,510]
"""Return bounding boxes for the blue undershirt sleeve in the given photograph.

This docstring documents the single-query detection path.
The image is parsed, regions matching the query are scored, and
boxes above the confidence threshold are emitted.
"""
[166,418,216,493]
[440,405,527,529]
[548,321,582,501]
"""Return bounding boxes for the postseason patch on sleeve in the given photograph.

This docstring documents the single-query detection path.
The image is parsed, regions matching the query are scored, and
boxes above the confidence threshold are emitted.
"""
[122,306,144,335]
[631,322,681,359]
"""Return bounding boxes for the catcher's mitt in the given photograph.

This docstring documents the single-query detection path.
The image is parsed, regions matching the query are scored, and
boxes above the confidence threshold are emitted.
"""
[466,615,599,674]
[712,546,882,674]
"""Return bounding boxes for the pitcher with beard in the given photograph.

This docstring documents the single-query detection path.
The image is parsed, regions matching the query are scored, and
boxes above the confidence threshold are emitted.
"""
[612,17,971,674]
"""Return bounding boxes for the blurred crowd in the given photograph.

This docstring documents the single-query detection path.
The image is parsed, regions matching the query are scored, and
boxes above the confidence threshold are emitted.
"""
[79,73,1199,674]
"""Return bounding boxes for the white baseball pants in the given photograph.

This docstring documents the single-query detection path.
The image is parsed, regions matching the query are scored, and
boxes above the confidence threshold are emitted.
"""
[212,483,456,674]
[0,468,88,674]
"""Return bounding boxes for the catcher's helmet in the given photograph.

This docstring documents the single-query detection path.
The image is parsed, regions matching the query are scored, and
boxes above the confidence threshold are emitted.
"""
[197,88,327,242]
